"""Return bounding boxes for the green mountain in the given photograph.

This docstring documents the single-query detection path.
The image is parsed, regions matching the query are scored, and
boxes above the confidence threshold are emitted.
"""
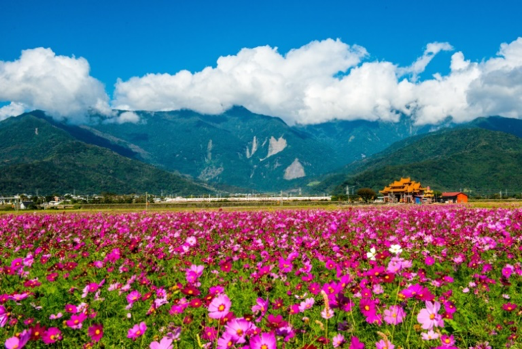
[0,112,214,195]
[324,128,522,195]
[84,108,453,192]
[86,107,343,192]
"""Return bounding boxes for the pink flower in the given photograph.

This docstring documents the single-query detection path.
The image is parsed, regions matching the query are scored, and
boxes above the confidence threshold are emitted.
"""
[298,297,315,312]
[332,334,345,348]
[88,324,104,342]
[208,294,231,319]
[128,322,147,340]
[150,337,173,349]
[217,332,234,349]
[417,301,444,330]
[225,318,251,343]
[383,305,406,325]
[421,330,440,340]
[5,329,30,349]
[42,327,62,344]
[250,332,277,349]
[376,339,395,349]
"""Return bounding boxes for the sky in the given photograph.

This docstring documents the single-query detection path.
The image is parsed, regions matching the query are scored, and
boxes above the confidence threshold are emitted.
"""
[1,0,521,125]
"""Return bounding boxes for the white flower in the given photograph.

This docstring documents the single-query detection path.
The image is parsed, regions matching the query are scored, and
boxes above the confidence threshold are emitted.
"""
[366,247,377,261]
[389,244,403,255]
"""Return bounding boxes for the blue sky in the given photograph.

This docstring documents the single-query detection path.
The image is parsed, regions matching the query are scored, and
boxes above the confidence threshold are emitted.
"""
[1,0,522,124]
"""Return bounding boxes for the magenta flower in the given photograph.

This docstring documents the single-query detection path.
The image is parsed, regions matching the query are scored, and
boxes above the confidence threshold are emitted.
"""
[66,312,87,329]
[208,294,231,319]
[417,301,444,330]
[279,257,293,273]
[201,326,218,341]
[88,324,104,342]
[65,304,78,313]
[128,322,147,340]
[42,327,62,344]
[4,329,30,349]
[250,332,277,349]
[440,334,455,347]
[0,305,7,327]
[150,337,173,349]
[350,336,365,349]
[502,303,518,311]
[383,305,406,325]
[127,290,141,304]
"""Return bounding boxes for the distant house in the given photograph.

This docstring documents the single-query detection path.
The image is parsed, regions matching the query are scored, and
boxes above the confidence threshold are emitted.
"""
[442,192,468,203]
[20,201,35,209]
[380,177,427,203]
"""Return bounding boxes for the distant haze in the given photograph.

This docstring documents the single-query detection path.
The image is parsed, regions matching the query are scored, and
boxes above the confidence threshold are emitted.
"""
[1,37,522,125]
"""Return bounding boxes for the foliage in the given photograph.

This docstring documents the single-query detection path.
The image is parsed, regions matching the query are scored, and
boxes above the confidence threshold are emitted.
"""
[356,188,376,203]
[0,113,213,195]
[330,128,522,195]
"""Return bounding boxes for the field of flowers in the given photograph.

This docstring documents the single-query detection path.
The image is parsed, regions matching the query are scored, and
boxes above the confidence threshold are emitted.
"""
[0,207,521,348]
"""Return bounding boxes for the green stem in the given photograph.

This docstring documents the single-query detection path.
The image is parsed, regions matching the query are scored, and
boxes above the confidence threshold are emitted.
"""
[406,303,417,349]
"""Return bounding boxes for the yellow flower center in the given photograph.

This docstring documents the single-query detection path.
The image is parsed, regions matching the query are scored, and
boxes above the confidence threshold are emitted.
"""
[136,331,141,335]
[364,305,370,311]
[218,304,225,311]
[95,329,100,335]
[429,314,435,320]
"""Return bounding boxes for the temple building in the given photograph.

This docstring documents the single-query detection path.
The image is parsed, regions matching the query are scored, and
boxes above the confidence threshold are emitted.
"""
[380,178,427,203]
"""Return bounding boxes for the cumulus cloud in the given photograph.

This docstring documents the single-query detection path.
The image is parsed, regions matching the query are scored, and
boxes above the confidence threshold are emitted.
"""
[113,37,522,125]
[0,48,111,123]
[0,102,26,121]
[3,39,522,126]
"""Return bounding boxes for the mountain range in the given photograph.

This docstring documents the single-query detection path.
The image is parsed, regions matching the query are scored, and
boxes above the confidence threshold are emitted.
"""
[1,108,522,196]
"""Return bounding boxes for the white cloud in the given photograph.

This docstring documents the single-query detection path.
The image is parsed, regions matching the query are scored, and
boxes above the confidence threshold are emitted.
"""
[398,42,453,82]
[0,102,26,121]
[0,48,111,123]
[113,37,522,125]
[115,111,140,124]
[3,38,522,126]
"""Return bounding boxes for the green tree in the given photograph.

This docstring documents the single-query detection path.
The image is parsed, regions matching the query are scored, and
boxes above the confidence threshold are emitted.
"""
[357,188,376,203]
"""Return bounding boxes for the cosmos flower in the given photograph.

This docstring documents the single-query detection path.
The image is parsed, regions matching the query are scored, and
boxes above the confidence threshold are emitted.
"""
[383,305,406,325]
[250,332,277,349]
[421,330,440,340]
[225,318,251,343]
[417,301,444,330]
[88,324,103,342]
[366,247,377,261]
[389,244,403,255]
[150,337,173,349]
[128,322,147,340]
[42,327,62,344]
[332,333,345,348]
[208,294,231,319]
[4,329,30,349]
